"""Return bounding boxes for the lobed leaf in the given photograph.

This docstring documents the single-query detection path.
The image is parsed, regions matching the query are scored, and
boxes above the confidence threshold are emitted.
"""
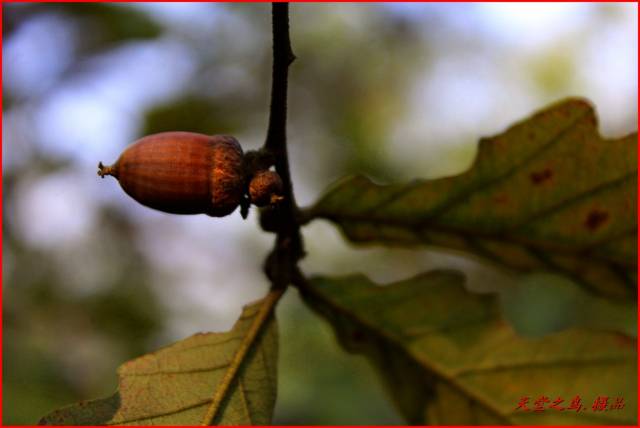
[39,298,278,426]
[300,271,637,425]
[310,99,637,301]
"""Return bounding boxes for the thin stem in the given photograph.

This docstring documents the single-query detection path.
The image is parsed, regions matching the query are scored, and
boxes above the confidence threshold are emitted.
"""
[261,3,304,289]
[264,3,295,156]
[201,288,284,426]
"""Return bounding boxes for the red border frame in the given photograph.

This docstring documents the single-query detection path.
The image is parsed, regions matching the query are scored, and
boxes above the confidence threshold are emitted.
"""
[0,2,637,428]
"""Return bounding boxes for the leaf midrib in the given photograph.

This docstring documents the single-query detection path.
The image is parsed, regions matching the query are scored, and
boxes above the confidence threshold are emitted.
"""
[302,280,512,423]
[336,214,636,268]
[325,169,635,251]
[324,107,591,221]
[306,279,638,425]
[105,333,269,425]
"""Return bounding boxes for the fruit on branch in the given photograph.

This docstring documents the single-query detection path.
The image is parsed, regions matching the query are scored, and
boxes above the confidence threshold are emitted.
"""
[98,132,244,217]
[98,131,284,217]
[249,170,284,206]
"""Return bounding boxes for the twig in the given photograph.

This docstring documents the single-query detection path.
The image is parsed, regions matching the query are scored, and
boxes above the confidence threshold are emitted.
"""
[261,3,304,289]
[264,3,296,157]
[201,288,284,425]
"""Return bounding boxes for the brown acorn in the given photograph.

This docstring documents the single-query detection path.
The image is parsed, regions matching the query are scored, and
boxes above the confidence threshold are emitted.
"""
[249,170,284,207]
[98,132,245,217]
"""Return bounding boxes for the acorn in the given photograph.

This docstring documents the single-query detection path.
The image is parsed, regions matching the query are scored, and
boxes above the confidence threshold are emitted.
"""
[249,170,284,207]
[98,131,283,217]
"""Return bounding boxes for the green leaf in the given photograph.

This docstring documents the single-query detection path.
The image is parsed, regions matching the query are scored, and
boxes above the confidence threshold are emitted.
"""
[39,298,278,426]
[309,99,637,301]
[501,272,637,338]
[300,271,637,425]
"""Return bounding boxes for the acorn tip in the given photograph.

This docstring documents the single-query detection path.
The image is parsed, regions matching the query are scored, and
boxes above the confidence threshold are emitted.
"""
[97,162,115,178]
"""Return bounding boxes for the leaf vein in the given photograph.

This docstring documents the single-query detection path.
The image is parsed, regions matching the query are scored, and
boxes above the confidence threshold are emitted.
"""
[511,171,636,231]
[424,109,590,222]
[123,363,230,377]
[455,356,634,377]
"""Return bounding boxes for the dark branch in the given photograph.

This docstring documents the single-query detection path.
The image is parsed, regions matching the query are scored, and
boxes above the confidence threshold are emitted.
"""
[262,3,304,289]
[264,3,295,155]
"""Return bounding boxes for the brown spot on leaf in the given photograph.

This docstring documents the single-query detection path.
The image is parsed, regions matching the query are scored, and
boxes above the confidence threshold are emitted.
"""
[530,168,553,185]
[493,193,510,205]
[614,333,635,348]
[585,210,609,231]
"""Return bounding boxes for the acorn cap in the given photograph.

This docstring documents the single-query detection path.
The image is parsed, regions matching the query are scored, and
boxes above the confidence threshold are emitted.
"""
[208,135,245,217]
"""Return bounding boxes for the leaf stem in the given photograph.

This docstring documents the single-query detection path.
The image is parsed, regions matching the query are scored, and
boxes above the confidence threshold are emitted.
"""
[201,288,284,426]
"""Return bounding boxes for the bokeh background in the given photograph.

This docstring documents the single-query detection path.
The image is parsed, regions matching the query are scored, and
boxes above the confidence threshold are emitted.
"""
[3,3,637,425]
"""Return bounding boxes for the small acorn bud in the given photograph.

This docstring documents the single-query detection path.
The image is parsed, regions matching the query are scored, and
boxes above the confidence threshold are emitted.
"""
[98,132,245,217]
[249,170,284,207]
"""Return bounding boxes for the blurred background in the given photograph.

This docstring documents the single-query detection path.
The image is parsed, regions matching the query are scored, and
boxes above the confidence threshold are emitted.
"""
[3,3,637,425]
